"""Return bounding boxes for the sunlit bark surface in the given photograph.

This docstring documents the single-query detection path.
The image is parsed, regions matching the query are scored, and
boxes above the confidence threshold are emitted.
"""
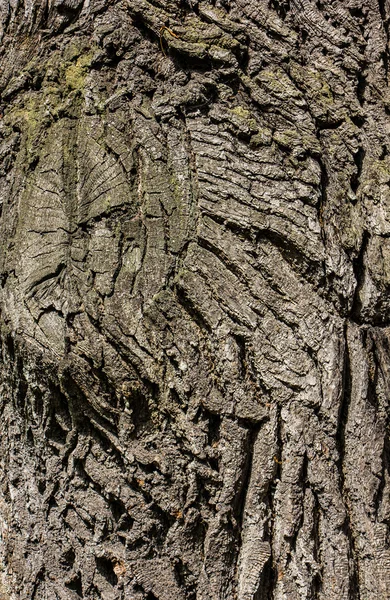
[0,1,390,598]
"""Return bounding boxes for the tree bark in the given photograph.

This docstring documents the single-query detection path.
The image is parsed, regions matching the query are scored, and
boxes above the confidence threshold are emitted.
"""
[0,1,389,598]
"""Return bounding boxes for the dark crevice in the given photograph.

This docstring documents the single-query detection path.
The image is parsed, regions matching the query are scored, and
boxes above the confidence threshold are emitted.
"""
[371,332,390,518]
[149,504,176,547]
[49,1,85,35]
[374,437,390,519]
[253,556,274,600]
[179,0,200,16]
[378,0,390,80]
[65,572,83,597]
[95,556,118,587]
[251,411,281,600]
[336,327,351,480]
[60,548,76,569]
[110,498,134,531]
[269,0,290,20]
[15,357,28,412]
[381,46,389,78]
[337,327,361,600]
[378,0,387,23]
[128,386,152,434]
[288,453,308,554]
[205,409,221,447]
[316,118,344,131]
[350,147,365,195]
[357,72,367,106]
[350,230,370,322]
[264,490,279,597]
[31,567,45,600]
[174,559,196,600]
[174,284,213,332]
[274,406,283,481]
[234,425,261,527]
[110,497,126,521]
[318,158,328,243]
[379,145,388,160]
[350,114,366,128]
[232,332,249,380]
[311,489,322,598]
[365,333,379,409]
[312,573,322,600]
[349,7,364,19]
[46,413,69,445]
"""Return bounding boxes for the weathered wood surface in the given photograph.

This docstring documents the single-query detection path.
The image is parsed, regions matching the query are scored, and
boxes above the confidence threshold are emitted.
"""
[0,1,389,598]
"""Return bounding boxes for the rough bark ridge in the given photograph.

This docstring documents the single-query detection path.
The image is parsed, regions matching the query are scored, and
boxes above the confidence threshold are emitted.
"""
[0,0,389,599]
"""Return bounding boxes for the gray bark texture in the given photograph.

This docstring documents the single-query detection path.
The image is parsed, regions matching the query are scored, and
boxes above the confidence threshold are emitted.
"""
[0,0,389,598]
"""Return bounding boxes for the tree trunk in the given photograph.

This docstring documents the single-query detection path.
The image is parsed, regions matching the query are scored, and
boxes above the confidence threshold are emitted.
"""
[0,1,389,598]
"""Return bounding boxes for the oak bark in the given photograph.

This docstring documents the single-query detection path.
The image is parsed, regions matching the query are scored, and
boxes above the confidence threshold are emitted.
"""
[0,1,390,599]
